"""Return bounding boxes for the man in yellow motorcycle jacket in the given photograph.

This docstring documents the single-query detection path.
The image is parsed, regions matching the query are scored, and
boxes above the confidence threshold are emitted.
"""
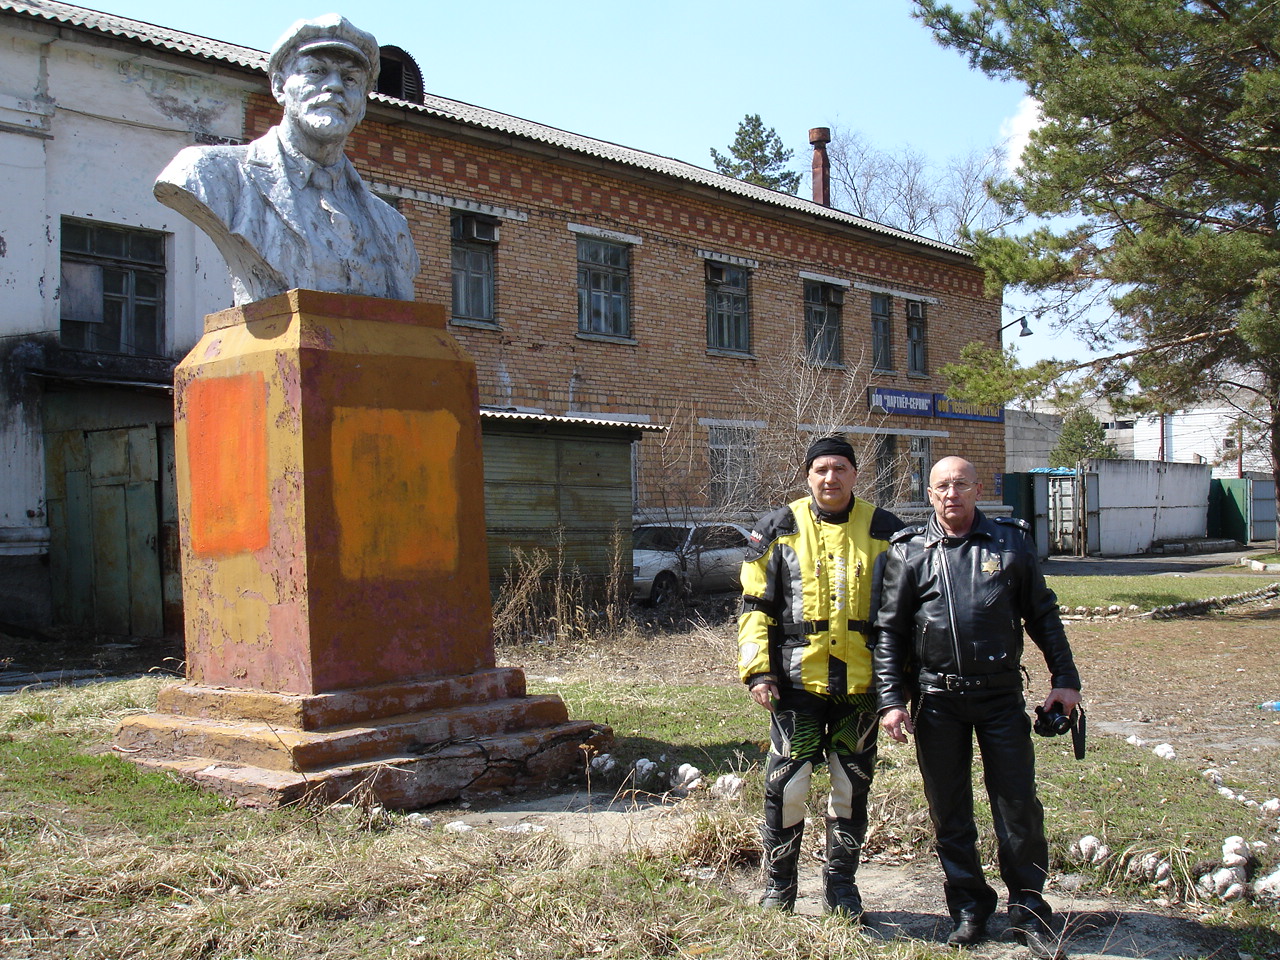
[738,435,903,918]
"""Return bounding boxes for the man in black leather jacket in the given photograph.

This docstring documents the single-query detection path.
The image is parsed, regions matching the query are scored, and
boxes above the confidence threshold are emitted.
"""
[873,456,1081,956]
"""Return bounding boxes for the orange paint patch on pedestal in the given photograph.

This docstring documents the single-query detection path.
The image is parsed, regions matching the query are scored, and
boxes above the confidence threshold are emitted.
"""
[330,407,461,580]
[186,372,269,557]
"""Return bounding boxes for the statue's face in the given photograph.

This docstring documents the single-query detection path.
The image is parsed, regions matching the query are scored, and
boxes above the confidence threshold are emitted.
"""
[273,50,369,144]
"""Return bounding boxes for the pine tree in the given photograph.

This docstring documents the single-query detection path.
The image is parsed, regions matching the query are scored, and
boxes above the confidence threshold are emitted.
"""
[915,0,1280,544]
[710,114,801,195]
[1048,409,1118,468]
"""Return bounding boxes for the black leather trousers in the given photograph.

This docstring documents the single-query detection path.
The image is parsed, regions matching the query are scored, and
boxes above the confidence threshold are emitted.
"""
[914,689,1051,922]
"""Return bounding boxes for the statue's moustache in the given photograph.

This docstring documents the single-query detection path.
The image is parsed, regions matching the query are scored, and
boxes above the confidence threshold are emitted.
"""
[303,95,349,115]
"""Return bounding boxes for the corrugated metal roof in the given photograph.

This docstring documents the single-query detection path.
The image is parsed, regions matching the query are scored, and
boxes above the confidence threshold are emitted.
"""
[2,0,266,69]
[481,409,665,432]
[1,0,968,259]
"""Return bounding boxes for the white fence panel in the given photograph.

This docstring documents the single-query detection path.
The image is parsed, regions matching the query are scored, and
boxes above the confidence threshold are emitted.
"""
[1084,459,1210,556]
[1252,477,1276,542]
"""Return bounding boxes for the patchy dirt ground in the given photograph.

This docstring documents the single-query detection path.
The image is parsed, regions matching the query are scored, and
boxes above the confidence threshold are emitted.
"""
[0,628,184,683]
[4,594,1279,958]
[421,783,1251,960]
[497,598,1280,794]
[1066,607,1280,794]
[486,601,1280,960]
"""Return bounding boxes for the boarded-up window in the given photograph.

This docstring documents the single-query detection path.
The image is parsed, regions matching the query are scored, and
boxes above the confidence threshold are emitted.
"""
[60,218,166,357]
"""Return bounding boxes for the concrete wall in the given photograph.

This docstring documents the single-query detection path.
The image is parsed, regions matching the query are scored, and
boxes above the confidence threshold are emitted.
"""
[1005,409,1063,472]
[1086,458,1210,556]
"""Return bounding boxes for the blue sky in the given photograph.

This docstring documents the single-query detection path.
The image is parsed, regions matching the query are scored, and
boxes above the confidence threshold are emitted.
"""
[87,0,1078,361]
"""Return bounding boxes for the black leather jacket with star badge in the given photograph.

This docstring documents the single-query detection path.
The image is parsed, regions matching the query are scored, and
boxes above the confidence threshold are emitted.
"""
[872,508,1080,712]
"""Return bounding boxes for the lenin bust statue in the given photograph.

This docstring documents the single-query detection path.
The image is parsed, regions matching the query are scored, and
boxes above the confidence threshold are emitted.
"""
[155,15,420,305]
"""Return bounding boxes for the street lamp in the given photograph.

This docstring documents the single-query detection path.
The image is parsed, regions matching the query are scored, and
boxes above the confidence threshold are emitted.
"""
[1002,315,1033,337]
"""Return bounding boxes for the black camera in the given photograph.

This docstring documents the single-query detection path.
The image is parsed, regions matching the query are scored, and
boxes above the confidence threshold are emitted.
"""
[1034,704,1072,737]
[1034,704,1086,760]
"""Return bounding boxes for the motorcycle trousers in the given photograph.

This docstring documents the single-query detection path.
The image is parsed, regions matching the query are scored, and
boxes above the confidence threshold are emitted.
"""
[760,689,879,911]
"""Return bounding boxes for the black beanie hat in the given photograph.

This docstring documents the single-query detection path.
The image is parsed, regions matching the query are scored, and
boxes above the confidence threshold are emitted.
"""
[804,435,857,472]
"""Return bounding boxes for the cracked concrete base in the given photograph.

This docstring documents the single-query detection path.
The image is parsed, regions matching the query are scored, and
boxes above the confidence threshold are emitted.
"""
[120,721,611,809]
[113,668,613,809]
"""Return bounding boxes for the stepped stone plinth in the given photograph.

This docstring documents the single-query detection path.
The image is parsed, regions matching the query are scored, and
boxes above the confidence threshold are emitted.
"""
[114,290,609,807]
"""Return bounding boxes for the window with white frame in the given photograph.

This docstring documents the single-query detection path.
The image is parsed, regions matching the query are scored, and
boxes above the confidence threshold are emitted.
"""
[708,424,757,507]
[871,293,893,372]
[804,280,843,364]
[451,212,498,324]
[577,237,630,337]
[706,262,750,353]
[60,219,165,357]
[907,300,928,375]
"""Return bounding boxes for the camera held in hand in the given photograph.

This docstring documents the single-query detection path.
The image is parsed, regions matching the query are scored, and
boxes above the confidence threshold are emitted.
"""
[1034,704,1072,737]
[1034,703,1086,760]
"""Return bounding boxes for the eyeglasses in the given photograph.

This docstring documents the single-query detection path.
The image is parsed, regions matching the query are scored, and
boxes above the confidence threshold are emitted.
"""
[930,481,974,494]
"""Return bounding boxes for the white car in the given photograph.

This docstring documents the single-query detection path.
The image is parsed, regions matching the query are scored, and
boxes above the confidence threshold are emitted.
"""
[632,522,752,605]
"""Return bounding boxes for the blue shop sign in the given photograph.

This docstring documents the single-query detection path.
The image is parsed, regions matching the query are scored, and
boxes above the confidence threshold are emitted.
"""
[869,387,934,417]
[933,395,1005,423]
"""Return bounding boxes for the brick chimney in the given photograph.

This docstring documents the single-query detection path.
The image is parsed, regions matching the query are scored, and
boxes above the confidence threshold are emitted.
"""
[809,127,832,206]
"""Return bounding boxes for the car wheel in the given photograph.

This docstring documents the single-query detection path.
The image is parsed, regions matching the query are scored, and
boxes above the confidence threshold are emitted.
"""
[648,571,680,606]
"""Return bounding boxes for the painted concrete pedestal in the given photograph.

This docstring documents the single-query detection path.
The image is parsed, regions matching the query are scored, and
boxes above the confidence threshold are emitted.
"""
[115,290,609,807]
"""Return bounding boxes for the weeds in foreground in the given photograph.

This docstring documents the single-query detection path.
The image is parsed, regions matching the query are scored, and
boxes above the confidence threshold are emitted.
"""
[5,602,1280,958]
[2,667,1278,959]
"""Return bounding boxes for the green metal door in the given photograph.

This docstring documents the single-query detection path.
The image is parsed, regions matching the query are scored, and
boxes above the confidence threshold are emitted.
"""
[47,424,164,637]
[1209,479,1249,543]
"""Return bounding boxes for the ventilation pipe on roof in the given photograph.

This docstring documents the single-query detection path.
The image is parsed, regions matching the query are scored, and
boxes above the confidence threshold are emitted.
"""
[809,127,832,206]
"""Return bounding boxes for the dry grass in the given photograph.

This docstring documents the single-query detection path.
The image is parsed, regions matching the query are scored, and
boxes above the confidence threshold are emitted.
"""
[0,674,169,736]
[6,594,1280,957]
[1,796,936,960]
[0,652,937,959]
[491,529,635,650]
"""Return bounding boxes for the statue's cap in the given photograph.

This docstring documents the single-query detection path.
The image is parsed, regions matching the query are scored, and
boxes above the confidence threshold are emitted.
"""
[268,15,380,84]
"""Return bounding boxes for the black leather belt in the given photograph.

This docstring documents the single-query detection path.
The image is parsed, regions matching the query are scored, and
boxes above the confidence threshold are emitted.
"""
[780,619,871,636]
[918,670,1022,692]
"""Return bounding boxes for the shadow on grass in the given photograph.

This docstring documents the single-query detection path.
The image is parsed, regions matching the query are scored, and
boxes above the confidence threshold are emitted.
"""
[877,907,1240,960]
[629,593,738,634]
[1102,589,1210,609]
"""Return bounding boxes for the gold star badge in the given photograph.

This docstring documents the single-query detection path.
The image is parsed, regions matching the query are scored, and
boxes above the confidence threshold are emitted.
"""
[981,557,1000,574]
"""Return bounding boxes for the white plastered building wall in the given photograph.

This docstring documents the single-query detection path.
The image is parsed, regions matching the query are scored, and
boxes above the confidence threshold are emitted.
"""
[0,14,248,591]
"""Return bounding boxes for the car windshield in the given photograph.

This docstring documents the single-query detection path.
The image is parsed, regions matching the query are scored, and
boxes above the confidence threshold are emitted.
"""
[632,526,688,552]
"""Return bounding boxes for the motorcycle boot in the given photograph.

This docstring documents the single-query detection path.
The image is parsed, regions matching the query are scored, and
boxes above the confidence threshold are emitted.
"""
[759,821,804,911]
[822,816,865,921]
